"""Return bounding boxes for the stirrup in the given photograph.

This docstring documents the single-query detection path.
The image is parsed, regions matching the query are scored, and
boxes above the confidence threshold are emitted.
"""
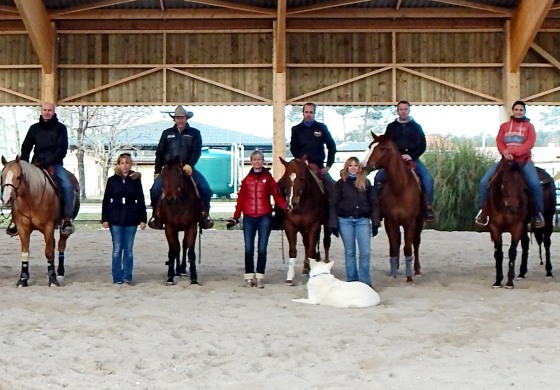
[532,213,545,229]
[61,220,75,235]
[423,207,436,222]
[475,210,488,226]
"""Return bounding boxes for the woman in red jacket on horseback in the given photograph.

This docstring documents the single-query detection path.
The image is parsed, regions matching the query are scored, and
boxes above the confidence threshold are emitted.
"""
[227,150,286,288]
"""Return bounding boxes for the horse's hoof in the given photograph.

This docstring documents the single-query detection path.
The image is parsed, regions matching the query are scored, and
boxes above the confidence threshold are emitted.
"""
[546,274,554,278]
[285,280,294,286]
[492,284,503,289]
[181,273,188,277]
[166,278,176,286]
[16,279,28,288]
[49,280,60,287]
[406,277,413,283]
[190,280,198,285]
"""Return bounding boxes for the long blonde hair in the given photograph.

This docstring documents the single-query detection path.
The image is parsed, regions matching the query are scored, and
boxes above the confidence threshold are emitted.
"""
[340,157,367,190]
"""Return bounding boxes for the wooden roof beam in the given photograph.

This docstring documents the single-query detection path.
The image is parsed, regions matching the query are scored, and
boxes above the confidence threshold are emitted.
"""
[0,5,18,13]
[13,0,54,73]
[509,0,554,72]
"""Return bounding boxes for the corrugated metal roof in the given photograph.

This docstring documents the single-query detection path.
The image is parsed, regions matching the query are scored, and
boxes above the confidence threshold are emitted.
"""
[2,1,523,12]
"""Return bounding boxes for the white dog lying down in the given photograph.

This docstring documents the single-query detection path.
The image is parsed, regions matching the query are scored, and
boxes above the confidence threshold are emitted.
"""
[292,260,381,308]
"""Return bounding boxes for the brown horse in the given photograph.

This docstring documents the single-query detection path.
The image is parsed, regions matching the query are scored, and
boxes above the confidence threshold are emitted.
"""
[1,156,80,287]
[278,157,331,286]
[518,167,555,280]
[158,163,202,285]
[484,159,530,288]
[364,133,423,282]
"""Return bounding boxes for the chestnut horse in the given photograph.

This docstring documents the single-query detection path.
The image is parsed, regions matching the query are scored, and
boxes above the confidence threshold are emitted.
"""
[483,159,531,288]
[1,156,80,287]
[278,157,331,286]
[517,167,555,280]
[158,163,202,285]
[364,133,423,282]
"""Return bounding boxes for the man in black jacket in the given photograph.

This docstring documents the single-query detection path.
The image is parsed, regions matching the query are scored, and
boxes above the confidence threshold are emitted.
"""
[376,100,436,221]
[148,105,213,230]
[6,102,76,236]
[290,102,337,181]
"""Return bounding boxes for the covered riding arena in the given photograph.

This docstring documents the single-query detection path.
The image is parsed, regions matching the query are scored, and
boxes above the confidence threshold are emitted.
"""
[1,1,560,388]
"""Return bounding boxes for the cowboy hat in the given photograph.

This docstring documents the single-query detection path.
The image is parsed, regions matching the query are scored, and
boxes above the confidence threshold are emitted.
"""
[170,105,194,119]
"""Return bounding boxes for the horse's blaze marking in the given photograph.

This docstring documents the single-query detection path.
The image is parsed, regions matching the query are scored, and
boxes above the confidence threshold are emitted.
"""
[362,142,379,167]
[2,170,14,204]
[287,172,297,207]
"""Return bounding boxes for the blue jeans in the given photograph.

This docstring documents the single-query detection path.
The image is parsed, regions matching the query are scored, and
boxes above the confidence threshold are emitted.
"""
[338,217,372,286]
[479,161,543,212]
[243,214,273,274]
[374,159,434,203]
[109,225,137,284]
[150,169,212,213]
[54,164,74,218]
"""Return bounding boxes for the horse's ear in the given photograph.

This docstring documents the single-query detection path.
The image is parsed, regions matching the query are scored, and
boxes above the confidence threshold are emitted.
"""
[371,131,379,141]
[301,154,308,163]
[279,156,288,167]
[1,156,7,166]
[15,155,20,163]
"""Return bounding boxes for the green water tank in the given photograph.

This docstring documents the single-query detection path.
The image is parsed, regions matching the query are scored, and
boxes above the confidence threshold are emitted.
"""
[196,148,233,198]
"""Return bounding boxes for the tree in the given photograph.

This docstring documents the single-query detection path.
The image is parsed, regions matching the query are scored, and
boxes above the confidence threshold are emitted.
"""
[333,106,355,141]
[345,106,394,142]
[61,106,153,198]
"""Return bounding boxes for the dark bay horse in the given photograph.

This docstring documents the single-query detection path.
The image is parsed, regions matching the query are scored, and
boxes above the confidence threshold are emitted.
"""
[518,167,556,280]
[364,133,423,282]
[278,157,331,286]
[484,159,530,288]
[1,156,80,287]
[158,163,202,285]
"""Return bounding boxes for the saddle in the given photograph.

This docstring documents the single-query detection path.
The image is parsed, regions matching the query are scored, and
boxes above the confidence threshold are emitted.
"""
[38,165,79,220]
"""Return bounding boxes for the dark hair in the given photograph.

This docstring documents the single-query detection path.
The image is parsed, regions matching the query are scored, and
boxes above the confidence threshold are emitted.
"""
[302,102,316,113]
[397,100,410,107]
[511,100,526,111]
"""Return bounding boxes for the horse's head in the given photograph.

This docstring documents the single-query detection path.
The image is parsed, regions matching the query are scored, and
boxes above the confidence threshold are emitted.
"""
[363,132,399,171]
[279,157,309,212]
[1,155,23,207]
[492,160,528,213]
[160,163,187,203]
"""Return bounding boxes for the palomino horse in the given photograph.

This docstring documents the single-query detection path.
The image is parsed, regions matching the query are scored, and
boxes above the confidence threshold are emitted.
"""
[278,157,331,285]
[158,163,202,285]
[484,159,530,288]
[364,133,424,282]
[1,156,80,287]
[518,167,556,280]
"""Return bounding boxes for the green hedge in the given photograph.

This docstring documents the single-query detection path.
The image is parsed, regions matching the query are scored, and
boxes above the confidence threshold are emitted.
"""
[423,141,496,231]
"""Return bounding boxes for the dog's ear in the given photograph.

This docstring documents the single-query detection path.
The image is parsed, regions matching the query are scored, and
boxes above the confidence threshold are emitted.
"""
[327,261,334,270]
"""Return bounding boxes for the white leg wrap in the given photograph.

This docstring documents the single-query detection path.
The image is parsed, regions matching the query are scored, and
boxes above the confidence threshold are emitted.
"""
[21,252,29,261]
[287,258,296,281]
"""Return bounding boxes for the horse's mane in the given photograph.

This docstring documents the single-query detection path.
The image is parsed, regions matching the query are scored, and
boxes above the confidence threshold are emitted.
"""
[18,160,49,196]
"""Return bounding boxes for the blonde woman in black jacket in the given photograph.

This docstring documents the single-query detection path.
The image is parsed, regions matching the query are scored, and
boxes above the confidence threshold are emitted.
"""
[329,157,380,287]
[102,153,147,285]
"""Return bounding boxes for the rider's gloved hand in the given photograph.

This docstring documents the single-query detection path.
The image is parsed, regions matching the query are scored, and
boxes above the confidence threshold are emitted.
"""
[183,164,193,176]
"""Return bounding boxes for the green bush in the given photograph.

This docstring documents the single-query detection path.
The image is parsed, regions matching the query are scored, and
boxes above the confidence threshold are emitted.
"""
[423,141,496,231]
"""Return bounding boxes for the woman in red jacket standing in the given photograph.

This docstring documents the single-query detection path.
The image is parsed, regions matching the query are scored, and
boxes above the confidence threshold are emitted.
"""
[227,150,286,288]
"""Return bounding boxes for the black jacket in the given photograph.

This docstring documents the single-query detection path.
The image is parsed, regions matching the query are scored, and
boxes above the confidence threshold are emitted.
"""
[21,114,68,167]
[329,177,380,229]
[154,124,202,174]
[102,171,147,226]
[384,118,426,161]
[290,121,336,168]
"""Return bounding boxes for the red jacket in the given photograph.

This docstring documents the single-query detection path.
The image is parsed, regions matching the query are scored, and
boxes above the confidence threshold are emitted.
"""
[496,117,536,162]
[234,168,286,219]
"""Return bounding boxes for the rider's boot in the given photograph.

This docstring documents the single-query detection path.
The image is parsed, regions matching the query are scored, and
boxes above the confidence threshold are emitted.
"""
[61,218,75,236]
[6,220,17,236]
[423,194,436,222]
[200,211,214,229]
[148,204,163,230]
[532,212,545,229]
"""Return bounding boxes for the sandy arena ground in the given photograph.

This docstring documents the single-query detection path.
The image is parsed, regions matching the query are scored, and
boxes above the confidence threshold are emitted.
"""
[0,227,559,389]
